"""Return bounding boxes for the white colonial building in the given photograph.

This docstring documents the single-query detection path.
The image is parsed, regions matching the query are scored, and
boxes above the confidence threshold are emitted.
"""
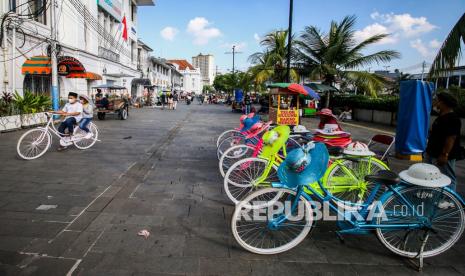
[0,0,155,102]
[168,60,202,94]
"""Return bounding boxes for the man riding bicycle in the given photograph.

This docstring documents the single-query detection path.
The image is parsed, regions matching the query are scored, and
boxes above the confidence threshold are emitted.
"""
[53,92,83,151]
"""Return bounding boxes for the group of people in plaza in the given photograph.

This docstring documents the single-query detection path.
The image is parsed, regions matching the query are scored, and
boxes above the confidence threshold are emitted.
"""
[158,91,180,110]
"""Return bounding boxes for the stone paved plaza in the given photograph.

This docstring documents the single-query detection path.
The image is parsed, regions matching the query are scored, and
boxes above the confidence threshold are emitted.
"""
[0,104,464,275]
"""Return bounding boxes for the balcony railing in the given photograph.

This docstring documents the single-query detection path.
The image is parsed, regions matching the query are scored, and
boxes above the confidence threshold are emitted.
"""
[99,46,120,63]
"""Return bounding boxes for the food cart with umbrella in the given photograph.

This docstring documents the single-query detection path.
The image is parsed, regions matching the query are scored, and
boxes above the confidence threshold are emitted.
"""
[267,83,319,125]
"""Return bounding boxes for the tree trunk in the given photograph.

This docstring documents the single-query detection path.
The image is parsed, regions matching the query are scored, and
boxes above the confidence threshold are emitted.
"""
[325,91,331,108]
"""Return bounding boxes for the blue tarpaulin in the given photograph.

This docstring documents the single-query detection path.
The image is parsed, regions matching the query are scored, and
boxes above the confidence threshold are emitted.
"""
[234,89,243,102]
[395,80,435,155]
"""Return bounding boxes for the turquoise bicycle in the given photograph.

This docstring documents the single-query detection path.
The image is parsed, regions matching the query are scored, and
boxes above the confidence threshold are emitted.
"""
[231,143,465,265]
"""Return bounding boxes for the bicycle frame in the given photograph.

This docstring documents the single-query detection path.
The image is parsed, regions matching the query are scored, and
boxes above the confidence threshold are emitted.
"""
[269,181,465,232]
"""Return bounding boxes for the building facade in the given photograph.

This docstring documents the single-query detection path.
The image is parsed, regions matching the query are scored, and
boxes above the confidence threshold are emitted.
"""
[149,57,172,92]
[168,60,202,94]
[0,0,155,101]
[192,53,214,86]
[410,66,465,89]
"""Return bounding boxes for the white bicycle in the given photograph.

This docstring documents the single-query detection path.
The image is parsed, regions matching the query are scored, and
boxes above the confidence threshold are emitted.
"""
[17,112,99,160]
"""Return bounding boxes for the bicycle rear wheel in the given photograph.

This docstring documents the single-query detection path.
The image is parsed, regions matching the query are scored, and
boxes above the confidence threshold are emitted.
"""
[73,123,99,150]
[217,135,247,160]
[219,145,256,177]
[324,158,388,206]
[17,128,51,160]
[376,186,465,258]
[224,157,278,204]
[217,129,242,148]
[231,188,314,254]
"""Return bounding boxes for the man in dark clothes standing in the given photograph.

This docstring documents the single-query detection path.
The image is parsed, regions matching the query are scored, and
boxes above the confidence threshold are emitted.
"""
[426,92,462,190]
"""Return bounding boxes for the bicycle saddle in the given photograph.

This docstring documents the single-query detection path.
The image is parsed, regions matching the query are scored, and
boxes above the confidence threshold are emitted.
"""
[365,170,400,186]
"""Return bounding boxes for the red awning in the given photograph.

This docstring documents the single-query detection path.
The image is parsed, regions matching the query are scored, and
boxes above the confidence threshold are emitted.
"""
[66,72,102,80]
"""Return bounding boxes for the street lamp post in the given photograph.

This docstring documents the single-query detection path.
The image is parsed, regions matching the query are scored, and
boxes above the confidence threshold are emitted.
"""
[286,0,294,83]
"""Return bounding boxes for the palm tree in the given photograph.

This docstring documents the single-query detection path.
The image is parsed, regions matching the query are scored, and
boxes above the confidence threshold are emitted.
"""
[429,13,465,77]
[296,15,400,105]
[248,30,299,84]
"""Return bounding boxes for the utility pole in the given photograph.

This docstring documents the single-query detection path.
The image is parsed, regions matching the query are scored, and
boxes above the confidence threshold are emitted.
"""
[11,24,16,94]
[225,45,242,77]
[50,0,59,110]
[286,0,294,83]
[420,61,426,81]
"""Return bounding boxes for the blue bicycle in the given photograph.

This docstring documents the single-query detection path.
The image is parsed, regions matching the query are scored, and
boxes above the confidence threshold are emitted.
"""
[231,143,465,263]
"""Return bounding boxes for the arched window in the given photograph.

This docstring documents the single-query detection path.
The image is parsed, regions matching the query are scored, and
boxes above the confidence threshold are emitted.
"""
[23,74,51,96]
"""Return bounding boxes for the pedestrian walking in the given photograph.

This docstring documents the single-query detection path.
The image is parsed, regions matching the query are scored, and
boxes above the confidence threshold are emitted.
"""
[244,94,252,114]
[168,94,174,110]
[173,92,179,110]
[426,92,464,191]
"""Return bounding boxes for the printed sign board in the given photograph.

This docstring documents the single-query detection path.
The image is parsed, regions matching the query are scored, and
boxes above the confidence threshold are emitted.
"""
[277,109,299,125]
[97,0,122,22]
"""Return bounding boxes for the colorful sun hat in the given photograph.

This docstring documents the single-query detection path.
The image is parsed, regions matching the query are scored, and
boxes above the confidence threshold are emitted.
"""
[260,125,290,158]
[245,121,272,139]
[240,116,261,132]
[399,163,451,187]
[278,142,329,188]
[317,108,337,118]
[293,125,309,133]
[314,124,348,136]
[343,142,375,156]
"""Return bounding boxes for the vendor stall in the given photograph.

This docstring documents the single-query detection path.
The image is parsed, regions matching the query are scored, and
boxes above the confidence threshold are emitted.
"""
[268,83,319,125]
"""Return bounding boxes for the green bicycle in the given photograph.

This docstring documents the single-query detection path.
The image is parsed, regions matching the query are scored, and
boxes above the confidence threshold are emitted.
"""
[223,128,389,205]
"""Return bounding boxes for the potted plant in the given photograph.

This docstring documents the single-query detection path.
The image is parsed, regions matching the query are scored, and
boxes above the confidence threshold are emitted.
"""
[13,91,51,127]
[0,92,21,131]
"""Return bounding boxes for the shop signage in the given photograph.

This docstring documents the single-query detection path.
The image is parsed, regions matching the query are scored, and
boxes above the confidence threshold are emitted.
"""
[58,64,69,76]
[277,109,299,125]
[97,0,122,22]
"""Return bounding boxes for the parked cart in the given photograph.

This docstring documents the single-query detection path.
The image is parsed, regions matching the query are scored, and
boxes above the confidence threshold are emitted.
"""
[92,84,130,120]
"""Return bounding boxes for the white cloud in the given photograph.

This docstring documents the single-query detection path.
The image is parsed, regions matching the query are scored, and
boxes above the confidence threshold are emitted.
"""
[382,13,436,37]
[410,39,431,57]
[160,27,179,41]
[354,23,398,44]
[187,17,221,45]
[221,42,247,51]
[254,33,260,42]
[356,12,437,45]
[429,39,441,49]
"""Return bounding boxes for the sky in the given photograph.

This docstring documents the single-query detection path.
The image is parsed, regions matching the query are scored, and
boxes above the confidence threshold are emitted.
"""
[137,0,465,75]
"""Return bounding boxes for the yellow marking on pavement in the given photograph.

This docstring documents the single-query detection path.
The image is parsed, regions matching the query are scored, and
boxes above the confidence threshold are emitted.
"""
[340,121,395,135]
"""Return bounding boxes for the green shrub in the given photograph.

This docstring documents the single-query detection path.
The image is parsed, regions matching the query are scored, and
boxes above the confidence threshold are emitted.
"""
[13,91,52,114]
[0,92,18,116]
[331,94,399,112]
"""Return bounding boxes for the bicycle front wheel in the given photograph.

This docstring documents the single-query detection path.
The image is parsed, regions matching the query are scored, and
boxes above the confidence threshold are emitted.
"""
[217,129,242,148]
[376,186,465,258]
[224,157,278,204]
[324,158,388,206]
[219,145,256,177]
[17,128,51,160]
[217,135,246,160]
[231,188,314,254]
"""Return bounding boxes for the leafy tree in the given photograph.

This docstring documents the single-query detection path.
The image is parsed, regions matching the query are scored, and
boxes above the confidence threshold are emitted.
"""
[295,15,400,105]
[248,30,299,84]
[202,84,214,94]
[429,13,465,77]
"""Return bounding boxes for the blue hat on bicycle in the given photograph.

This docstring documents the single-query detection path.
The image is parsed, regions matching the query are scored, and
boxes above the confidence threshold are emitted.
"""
[240,115,261,132]
[278,142,329,188]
